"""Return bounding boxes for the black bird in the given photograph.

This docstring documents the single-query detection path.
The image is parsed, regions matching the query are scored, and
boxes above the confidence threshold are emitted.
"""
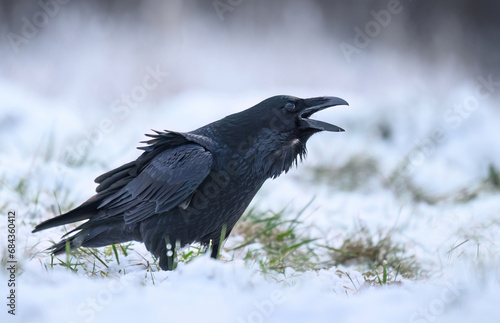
[33,95,347,270]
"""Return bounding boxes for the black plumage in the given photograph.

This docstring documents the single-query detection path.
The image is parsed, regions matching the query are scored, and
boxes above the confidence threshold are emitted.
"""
[33,95,348,270]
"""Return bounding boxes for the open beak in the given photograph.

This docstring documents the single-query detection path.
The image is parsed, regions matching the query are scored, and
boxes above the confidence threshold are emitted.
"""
[300,96,348,132]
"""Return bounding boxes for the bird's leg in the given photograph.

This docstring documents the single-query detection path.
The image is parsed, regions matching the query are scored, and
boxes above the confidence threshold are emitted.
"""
[159,236,178,270]
[210,241,220,259]
[209,224,232,259]
[159,254,176,271]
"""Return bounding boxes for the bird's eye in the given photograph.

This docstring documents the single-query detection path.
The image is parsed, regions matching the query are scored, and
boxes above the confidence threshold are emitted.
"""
[284,102,295,112]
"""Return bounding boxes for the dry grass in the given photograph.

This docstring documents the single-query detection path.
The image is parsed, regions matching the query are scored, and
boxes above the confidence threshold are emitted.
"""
[323,225,420,279]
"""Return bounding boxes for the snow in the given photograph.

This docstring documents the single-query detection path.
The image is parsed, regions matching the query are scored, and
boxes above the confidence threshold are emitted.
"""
[2,3,500,322]
[4,257,500,323]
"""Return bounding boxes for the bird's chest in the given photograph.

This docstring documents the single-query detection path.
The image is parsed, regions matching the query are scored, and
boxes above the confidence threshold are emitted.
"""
[180,157,266,230]
[200,166,265,214]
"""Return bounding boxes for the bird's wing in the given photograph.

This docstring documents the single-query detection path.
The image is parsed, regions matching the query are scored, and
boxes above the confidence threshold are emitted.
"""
[97,143,213,224]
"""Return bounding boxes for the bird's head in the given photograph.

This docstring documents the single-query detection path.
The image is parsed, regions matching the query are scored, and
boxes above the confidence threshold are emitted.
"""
[212,95,348,178]
[254,95,347,135]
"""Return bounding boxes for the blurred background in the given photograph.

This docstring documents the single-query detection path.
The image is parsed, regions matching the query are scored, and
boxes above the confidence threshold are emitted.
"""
[2,0,499,93]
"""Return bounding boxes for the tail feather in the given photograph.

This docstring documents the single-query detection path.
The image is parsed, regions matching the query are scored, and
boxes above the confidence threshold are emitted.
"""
[50,222,141,255]
[32,207,91,233]
[50,232,88,254]
[31,195,103,233]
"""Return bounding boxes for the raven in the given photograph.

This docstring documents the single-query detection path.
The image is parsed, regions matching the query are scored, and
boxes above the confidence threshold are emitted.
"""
[33,95,348,270]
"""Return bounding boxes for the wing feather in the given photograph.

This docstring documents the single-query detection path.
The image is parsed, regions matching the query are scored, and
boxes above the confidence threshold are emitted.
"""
[96,143,212,224]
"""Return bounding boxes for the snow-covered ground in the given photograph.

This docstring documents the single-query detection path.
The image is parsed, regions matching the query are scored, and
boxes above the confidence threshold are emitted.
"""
[1,2,500,322]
